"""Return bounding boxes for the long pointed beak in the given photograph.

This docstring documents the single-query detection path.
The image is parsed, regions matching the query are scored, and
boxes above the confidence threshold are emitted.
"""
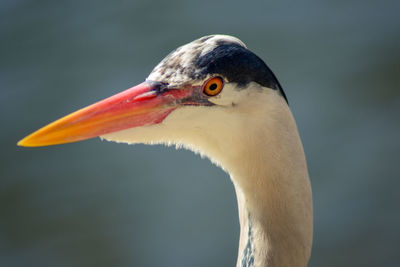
[18,82,193,147]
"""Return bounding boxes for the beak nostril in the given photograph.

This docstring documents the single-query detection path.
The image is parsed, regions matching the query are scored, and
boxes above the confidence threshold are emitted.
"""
[133,91,157,101]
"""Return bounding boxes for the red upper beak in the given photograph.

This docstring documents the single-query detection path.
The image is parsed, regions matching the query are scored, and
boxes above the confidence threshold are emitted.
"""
[18,81,199,147]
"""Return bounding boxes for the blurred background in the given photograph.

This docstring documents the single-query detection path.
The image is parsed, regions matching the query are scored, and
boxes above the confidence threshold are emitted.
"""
[1,0,399,266]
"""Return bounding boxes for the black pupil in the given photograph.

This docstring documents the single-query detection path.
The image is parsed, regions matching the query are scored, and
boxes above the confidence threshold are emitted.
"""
[209,83,218,90]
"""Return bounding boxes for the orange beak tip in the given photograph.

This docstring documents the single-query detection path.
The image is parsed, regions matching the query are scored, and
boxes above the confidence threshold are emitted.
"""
[17,136,32,147]
[17,140,25,147]
[17,136,45,148]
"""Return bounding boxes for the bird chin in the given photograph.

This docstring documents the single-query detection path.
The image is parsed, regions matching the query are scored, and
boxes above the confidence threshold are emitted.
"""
[100,123,171,146]
[100,105,197,144]
[100,121,224,172]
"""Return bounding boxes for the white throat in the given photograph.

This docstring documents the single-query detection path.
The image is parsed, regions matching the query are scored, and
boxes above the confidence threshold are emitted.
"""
[102,85,313,267]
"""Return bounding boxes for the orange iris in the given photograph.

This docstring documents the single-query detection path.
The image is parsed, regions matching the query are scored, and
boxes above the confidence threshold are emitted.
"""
[203,77,224,96]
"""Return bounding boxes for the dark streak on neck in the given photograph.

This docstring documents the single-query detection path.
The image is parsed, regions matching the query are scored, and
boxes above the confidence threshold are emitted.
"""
[241,213,255,267]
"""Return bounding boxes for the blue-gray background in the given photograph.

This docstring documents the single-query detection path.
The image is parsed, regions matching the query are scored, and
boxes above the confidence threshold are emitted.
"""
[1,0,399,266]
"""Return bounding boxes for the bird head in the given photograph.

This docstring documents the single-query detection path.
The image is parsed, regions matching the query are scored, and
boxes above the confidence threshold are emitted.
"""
[18,35,287,157]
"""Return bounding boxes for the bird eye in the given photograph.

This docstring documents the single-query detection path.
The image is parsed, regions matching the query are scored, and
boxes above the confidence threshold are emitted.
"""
[202,77,224,96]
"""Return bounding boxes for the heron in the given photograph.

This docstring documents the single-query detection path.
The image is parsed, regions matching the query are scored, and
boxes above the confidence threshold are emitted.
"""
[18,35,313,267]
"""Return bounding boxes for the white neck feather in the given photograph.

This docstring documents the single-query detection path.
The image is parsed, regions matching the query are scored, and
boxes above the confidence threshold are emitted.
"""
[229,110,313,267]
[102,85,313,267]
[201,90,313,267]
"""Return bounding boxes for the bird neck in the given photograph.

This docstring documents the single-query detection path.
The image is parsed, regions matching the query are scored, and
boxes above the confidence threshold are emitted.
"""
[234,171,312,267]
[216,98,313,267]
